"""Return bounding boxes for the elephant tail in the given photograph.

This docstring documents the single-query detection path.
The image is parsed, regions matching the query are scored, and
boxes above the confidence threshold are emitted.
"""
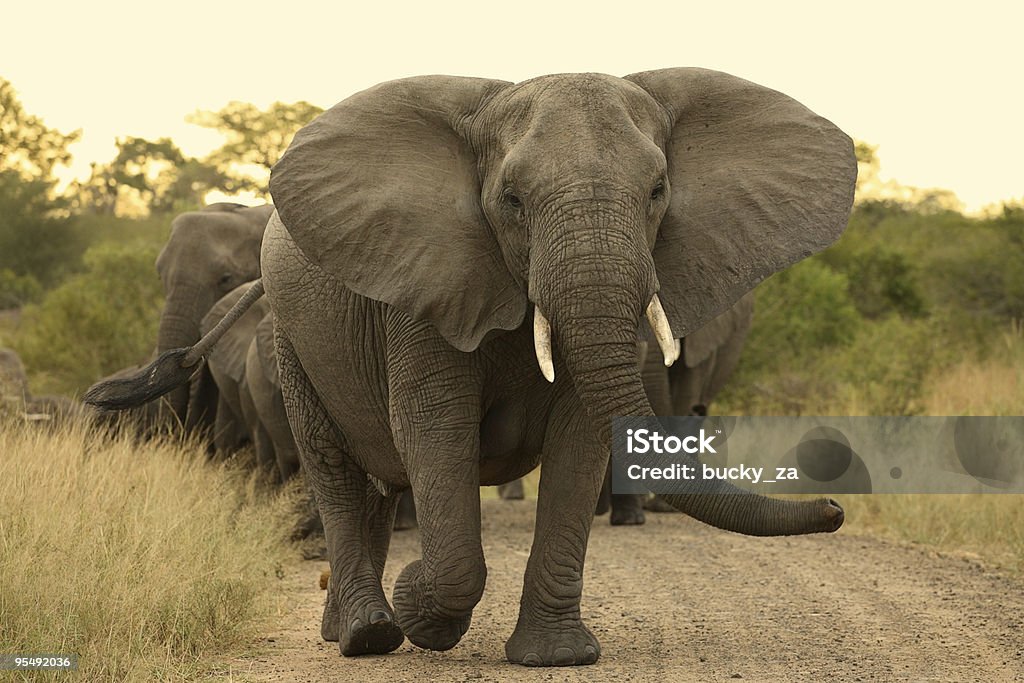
[85,280,265,411]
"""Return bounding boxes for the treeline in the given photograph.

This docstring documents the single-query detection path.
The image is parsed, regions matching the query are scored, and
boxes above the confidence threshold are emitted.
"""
[1,76,1021,412]
[723,191,1024,415]
[0,77,320,392]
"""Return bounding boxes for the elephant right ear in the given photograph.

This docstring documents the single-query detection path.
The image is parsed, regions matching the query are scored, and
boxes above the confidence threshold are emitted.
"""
[270,76,524,352]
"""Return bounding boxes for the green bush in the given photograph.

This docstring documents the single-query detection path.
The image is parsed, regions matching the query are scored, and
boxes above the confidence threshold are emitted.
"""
[826,316,946,415]
[0,268,42,309]
[736,258,860,378]
[0,171,86,288]
[12,242,163,394]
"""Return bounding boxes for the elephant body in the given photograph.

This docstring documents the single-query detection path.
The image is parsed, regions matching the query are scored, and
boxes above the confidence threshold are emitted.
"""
[244,312,300,481]
[89,68,856,667]
[200,283,272,458]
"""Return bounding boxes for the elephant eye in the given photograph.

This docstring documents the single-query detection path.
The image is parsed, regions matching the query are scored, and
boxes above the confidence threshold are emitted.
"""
[218,274,233,288]
[504,190,523,210]
[650,181,666,201]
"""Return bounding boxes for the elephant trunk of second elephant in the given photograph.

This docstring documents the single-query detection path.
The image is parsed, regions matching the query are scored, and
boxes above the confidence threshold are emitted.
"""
[156,289,209,422]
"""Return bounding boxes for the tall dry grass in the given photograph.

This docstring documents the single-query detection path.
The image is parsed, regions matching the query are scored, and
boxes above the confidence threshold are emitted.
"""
[835,323,1024,571]
[0,420,300,681]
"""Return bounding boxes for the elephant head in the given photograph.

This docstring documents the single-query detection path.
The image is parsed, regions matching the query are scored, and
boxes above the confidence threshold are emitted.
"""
[269,69,855,533]
[155,202,274,424]
[273,71,852,416]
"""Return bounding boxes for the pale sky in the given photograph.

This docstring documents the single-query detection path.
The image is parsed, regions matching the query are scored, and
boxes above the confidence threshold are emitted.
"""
[2,1,1021,212]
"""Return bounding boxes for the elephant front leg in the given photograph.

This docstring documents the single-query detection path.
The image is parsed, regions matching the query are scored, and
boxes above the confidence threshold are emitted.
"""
[275,334,403,656]
[386,328,486,652]
[389,422,486,652]
[506,408,606,667]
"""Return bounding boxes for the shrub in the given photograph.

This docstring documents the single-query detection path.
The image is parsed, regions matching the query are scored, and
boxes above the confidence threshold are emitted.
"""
[735,258,860,378]
[0,268,42,309]
[12,241,163,394]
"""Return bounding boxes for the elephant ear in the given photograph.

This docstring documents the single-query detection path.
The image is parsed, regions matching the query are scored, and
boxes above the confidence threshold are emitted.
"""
[254,314,279,389]
[683,291,754,368]
[625,67,857,339]
[201,283,270,384]
[270,76,524,352]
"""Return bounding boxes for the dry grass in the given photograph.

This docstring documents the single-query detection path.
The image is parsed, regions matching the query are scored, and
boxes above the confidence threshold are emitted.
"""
[0,420,300,681]
[822,326,1024,571]
[839,494,1024,570]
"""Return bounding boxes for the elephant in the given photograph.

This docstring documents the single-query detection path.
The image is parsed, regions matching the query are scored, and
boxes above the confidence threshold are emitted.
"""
[200,283,272,460]
[600,292,755,523]
[244,311,299,481]
[87,68,856,667]
[155,202,275,433]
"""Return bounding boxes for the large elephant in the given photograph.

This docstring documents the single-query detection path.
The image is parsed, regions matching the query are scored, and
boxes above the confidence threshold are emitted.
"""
[88,68,855,667]
[156,203,274,431]
[601,292,755,524]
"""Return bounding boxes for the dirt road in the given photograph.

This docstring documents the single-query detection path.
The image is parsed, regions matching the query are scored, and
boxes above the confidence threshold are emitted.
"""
[229,499,1024,682]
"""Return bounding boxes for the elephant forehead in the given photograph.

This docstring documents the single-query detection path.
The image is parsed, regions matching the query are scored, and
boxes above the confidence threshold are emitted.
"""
[489,76,669,191]
[495,73,666,138]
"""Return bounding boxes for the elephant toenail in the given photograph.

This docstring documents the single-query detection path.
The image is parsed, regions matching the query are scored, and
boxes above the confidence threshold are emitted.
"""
[552,647,575,665]
[369,610,391,625]
[582,645,599,664]
[349,618,364,633]
[522,653,543,666]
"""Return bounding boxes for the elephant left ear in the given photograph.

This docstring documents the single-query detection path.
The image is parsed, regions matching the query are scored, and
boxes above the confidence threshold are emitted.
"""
[625,67,857,339]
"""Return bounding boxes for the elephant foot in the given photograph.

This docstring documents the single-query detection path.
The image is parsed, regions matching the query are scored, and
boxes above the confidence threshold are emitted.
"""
[609,494,646,525]
[392,560,472,651]
[505,618,600,667]
[643,495,679,513]
[322,589,404,656]
[497,479,525,500]
[393,490,417,531]
[340,610,405,657]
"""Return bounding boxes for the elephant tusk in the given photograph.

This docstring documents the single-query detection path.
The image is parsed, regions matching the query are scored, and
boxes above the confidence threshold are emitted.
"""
[646,294,680,367]
[534,307,555,383]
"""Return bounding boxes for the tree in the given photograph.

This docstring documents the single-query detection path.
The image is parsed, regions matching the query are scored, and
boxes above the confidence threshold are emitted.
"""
[0,78,82,294]
[187,100,323,195]
[0,77,80,180]
[71,137,235,216]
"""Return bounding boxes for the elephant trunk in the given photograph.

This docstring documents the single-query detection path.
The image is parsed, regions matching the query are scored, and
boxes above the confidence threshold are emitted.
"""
[156,285,209,422]
[531,206,843,536]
